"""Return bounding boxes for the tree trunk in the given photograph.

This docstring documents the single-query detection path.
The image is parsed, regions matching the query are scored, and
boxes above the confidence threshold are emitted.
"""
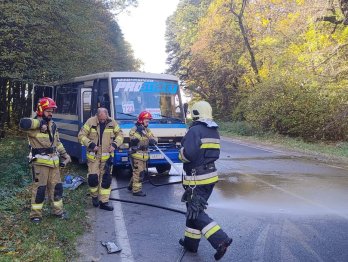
[6,80,12,130]
[0,78,8,138]
[25,84,33,117]
[229,0,260,82]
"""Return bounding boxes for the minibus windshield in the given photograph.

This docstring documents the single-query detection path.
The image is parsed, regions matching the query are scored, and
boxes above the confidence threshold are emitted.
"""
[112,78,184,123]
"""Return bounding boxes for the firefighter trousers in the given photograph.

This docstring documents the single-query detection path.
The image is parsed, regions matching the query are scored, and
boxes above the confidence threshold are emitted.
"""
[87,159,112,203]
[129,158,147,193]
[30,164,64,218]
[182,184,230,252]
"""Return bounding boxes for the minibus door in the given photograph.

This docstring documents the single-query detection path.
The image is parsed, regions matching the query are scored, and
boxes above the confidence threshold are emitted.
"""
[91,78,110,115]
[81,88,92,124]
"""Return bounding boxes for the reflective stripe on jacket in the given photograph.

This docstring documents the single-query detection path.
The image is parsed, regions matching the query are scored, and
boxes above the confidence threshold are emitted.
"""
[129,125,157,161]
[78,116,124,162]
[19,117,67,167]
[179,121,220,186]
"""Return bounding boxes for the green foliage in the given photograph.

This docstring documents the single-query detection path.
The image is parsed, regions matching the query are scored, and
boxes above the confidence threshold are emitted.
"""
[218,121,256,136]
[0,0,140,138]
[0,137,31,197]
[166,0,213,77]
[241,74,348,141]
[167,0,348,142]
[0,137,89,261]
[0,0,139,83]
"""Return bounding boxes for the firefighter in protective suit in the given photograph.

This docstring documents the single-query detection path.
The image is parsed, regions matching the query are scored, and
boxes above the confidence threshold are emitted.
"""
[19,97,71,223]
[78,108,124,211]
[128,111,158,197]
[179,101,232,261]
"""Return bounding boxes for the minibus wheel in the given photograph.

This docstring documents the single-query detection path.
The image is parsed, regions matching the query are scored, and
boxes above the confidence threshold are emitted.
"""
[155,164,171,175]
[113,166,132,178]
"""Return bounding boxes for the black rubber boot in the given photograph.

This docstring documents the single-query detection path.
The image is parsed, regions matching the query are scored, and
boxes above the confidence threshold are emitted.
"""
[214,237,232,261]
[30,217,42,224]
[127,185,132,191]
[179,238,197,253]
[99,202,114,211]
[92,197,99,207]
[55,211,69,220]
[133,191,146,197]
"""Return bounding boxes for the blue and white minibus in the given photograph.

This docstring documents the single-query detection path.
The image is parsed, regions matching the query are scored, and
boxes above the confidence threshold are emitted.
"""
[32,72,187,174]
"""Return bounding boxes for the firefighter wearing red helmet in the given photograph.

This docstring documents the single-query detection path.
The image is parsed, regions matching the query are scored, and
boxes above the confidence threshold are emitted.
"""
[19,97,71,223]
[128,111,158,196]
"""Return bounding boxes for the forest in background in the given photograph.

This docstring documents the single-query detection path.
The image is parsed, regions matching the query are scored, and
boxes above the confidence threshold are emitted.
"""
[1,0,347,142]
[0,0,139,138]
[166,0,348,141]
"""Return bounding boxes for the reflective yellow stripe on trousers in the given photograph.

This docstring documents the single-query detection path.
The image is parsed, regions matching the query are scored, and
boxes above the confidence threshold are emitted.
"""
[100,188,111,195]
[185,227,202,239]
[202,221,221,239]
[32,203,44,210]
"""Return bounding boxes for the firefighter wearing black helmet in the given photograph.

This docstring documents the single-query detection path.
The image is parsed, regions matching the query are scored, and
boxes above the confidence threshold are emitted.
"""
[178,101,232,261]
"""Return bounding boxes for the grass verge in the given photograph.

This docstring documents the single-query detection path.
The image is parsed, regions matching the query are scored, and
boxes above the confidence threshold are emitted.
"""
[0,136,89,261]
[218,121,348,162]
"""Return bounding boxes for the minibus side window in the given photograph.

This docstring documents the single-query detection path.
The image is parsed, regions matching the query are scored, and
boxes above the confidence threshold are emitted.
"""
[56,84,78,114]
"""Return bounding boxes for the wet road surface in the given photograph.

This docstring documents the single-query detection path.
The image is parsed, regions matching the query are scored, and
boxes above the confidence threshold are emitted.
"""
[215,139,348,218]
[81,137,348,261]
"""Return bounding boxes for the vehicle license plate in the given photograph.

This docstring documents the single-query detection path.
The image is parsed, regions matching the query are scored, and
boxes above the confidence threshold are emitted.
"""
[150,154,164,159]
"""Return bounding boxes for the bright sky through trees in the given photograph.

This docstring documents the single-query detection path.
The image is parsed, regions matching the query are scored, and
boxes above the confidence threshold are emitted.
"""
[117,0,179,74]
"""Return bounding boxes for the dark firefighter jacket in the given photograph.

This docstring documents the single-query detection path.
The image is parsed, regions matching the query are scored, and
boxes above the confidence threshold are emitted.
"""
[179,121,220,186]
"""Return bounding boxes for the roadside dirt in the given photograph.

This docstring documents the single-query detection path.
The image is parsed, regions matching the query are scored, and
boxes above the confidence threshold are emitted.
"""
[76,208,101,262]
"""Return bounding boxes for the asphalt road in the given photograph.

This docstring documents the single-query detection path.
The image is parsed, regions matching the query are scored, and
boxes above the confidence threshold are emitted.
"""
[78,137,348,262]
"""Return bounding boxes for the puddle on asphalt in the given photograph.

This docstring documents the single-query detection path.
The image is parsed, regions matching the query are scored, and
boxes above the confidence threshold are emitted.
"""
[210,172,348,216]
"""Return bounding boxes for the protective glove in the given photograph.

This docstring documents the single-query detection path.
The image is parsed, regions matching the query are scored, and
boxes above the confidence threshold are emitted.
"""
[181,188,208,220]
[136,125,145,134]
[88,142,97,151]
[130,138,140,147]
[181,188,197,220]
[60,154,71,167]
[184,202,197,220]
[181,187,192,202]
[189,194,208,220]
[104,156,113,175]
[109,143,118,152]
[194,194,208,211]
[149,138,157,146]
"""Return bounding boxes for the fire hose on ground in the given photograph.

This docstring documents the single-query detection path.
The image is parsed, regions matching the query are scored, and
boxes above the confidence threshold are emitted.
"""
[109,145,185,215]
[107,146,191,261]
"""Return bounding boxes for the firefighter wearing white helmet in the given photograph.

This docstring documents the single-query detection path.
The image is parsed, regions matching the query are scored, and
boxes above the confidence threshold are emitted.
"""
[191,100,213,120]
[178,100,232,261]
